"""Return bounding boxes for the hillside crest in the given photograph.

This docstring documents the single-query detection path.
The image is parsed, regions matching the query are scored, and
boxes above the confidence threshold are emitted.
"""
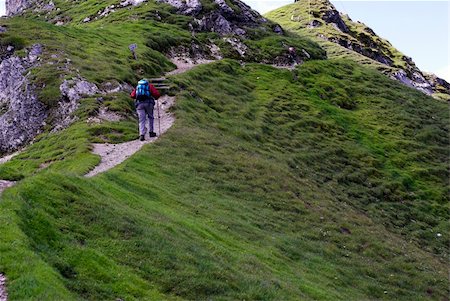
[271,0,450,99]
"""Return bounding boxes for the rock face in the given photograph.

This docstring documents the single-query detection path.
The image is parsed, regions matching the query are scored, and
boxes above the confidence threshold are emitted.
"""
[0,46,47,154]
[5,0,33,15]
[321,9,348,33]
[159,0,266,36]
[157,0,203,15]
[5,0,55,15]
[50,77,99,132]
[393,69,433,95]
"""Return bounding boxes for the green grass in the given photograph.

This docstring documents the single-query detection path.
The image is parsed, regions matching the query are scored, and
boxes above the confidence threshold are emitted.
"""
[0,0,324,114]
[0,1,448,300]
[0,60,448,300]
[265,0,411,73]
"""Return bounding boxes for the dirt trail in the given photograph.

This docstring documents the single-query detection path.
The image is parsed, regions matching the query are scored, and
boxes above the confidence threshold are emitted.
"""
[85,59,214,177]
[0,273,7,301]
[0,181,16,195]
[85,95,175,177]
[0,151,19,165]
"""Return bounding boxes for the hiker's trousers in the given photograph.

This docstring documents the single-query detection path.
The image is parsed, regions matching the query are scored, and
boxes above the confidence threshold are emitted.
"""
[136,101,154,135]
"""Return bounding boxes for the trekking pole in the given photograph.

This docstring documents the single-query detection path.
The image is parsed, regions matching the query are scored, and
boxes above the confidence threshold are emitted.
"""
[157,99,162,136]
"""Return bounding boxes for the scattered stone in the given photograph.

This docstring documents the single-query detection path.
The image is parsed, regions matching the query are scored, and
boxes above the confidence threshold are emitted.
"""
[60,78,99,103]
[100,80,132,94]
[308,19,323,28]
[87,107,123,124]
[340,227,352,235]
[273,24,284,35]
[0,26,7,33]
[120,0,146,7]
[26,44,43,63]
[224,37,248,57]
[302,49,311,59]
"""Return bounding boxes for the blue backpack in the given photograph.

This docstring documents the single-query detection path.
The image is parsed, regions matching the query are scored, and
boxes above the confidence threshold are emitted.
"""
[136,79,152,100]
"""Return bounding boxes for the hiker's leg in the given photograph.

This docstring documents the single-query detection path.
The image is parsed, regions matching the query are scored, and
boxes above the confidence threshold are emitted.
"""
[147,103,155,133]
[136,105,147,136]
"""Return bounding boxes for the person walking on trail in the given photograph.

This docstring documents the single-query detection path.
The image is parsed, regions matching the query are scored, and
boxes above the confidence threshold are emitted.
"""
[130,79,161,141]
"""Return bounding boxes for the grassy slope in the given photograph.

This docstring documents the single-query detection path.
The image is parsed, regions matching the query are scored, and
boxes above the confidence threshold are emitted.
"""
[265,0,413,75]
[0,60,448,300]
[0,1,448,300]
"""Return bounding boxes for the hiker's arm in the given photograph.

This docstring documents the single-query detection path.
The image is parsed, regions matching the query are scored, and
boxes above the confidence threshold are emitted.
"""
[150,85,161,99]
[130,89,136,99]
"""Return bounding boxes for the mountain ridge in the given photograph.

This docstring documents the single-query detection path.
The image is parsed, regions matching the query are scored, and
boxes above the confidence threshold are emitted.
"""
[0,0,449,300]
[267,0,450,100]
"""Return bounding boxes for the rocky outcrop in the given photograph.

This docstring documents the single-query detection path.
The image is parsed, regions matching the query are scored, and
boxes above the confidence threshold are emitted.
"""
[322,9,348,33]
[0,45,47,154]
[159,0,267,36]
[424,73,450,96]
[5,0,56,15]
[157,0,203,15]
[393,69,433,95]
[5,0,33,15]
[50,77,99,132]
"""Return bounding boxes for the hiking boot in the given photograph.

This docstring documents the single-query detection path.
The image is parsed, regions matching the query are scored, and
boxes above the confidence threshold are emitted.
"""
[139,135,145,141]
[149,132,157,138]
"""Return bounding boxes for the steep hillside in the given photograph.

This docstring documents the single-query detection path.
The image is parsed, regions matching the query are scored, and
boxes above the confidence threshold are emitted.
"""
[0,0,449,300]
[0,0,325,154]
[266,0,450,100]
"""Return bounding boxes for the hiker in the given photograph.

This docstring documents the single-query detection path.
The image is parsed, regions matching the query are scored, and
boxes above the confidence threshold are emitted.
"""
[288,46,299,65]
[130,79,161,141]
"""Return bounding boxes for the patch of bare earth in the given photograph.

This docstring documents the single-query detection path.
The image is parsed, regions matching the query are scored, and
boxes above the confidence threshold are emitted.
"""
[0,153,18,196]
[0,273,7,301]
[87,107,123,124]
[167,58,215,76]
[85,59,215,177]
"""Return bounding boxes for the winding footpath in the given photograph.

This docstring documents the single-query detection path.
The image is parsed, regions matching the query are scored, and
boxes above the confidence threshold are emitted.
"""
[85,95,176,177]
[85,59,214,177]
[0,59,214,299]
